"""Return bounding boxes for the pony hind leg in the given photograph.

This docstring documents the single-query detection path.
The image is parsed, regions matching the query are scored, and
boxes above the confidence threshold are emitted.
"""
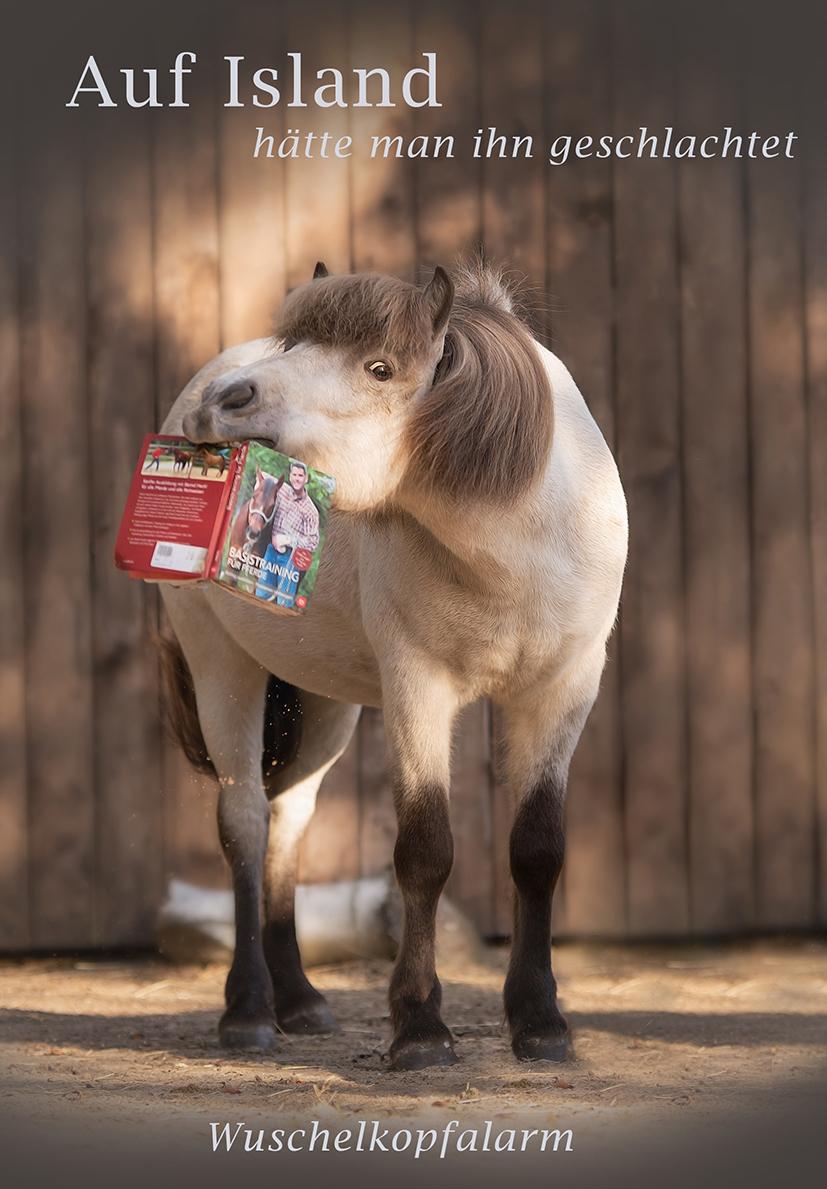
[381,666,459,1071]
[160,586,280,1053]
[499,668,601,1062]
[262,691,361,1034]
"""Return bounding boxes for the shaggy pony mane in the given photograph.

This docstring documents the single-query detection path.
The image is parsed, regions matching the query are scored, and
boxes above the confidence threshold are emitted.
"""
[407,261,553,500]
[275,260,553,501]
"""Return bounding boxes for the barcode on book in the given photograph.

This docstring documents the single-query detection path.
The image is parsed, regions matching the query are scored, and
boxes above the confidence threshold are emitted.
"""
[150,541,208,574]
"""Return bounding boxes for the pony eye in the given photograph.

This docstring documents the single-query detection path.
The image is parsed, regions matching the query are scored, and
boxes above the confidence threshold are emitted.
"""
[366,360,393,382]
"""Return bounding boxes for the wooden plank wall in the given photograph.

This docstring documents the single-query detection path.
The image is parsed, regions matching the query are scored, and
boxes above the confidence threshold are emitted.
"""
[1,0,825,949]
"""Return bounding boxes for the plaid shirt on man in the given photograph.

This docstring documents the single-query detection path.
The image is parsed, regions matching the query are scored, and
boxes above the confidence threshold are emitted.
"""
[271,484,320,551]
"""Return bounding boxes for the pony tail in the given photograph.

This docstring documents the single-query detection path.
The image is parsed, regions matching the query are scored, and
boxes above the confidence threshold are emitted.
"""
[154,630,304,784]
[155,630,215,775]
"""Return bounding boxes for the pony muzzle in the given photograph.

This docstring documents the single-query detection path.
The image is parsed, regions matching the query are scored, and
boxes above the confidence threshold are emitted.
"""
[183,378,259,442]
[208,378,258,411]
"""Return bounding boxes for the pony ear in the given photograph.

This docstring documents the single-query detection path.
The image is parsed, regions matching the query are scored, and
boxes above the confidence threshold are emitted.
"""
[423,266,454,335]
[313,261,329,280]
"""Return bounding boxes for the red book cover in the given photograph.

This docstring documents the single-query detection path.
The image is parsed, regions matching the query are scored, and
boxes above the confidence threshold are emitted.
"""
[114,435,239,580]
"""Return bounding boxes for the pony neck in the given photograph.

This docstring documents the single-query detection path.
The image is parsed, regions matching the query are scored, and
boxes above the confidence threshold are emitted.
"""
[393,468,554,595]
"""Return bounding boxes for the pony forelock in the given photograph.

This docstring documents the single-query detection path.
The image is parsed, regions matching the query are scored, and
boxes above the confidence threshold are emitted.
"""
[275,272,434,364]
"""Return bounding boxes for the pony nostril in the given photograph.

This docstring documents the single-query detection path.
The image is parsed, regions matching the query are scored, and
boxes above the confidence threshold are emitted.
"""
[218,380,257,411]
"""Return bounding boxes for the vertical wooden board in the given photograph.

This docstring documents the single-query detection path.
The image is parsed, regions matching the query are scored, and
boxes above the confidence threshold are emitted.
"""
[0,64,29,949]
[545,0,625,939]
[677,3,754,934]
[544,0,615,440]
[19,115,96,947]
[283,1,353,287]
[162,754,227,889]
[803,19,827,926]
[479,0,545,289]
[218,2,288,346]
[348,0,417,279]
[413,0,483,267]
[151,21,225,890]
[149,0,224,397]
[746,15,816,928]
[86,108,165,945]
[612,0,689,937]
[152,87,222,411]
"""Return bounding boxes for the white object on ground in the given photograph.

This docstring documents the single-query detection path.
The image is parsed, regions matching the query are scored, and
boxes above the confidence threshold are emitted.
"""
[158,875,396,965]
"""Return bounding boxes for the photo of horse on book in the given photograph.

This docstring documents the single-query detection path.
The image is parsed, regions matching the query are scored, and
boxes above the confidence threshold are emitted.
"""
[141,437,232,480]
[217,441,334,610]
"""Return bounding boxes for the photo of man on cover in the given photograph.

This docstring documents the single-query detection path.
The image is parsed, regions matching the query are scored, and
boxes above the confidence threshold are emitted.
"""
[255,459,320,607]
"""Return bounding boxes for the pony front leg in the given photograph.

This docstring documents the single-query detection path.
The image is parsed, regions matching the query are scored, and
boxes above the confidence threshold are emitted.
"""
[162,588,277,1052]
[383,669,459,1071]
[500,674,600,1062]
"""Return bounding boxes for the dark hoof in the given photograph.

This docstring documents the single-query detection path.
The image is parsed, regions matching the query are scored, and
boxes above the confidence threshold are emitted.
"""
[277,998,340,1035]
[219,1013,279,1052]
[512,1028,571,1063]
[389,1036,458,1072]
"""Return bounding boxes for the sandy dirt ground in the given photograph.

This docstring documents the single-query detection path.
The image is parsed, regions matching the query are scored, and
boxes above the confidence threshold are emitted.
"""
[2,940,826,1187]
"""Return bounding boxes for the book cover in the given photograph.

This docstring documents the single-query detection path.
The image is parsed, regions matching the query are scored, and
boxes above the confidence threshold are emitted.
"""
[114,434,334,614]
[114,434,238,580]
[213,440,335,613]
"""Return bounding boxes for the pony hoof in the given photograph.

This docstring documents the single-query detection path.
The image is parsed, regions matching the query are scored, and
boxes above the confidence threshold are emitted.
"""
[388,1037,458,1072]
[512,1029,571,1063]
[277,999,340,1035]
[219,1014,279,1052]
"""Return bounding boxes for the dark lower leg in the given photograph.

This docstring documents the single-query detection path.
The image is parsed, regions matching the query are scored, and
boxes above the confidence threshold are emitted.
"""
[388,784,456,1070]
[218,787,278,1050]
[262,787,337,1033]
[263,903,337,1034]
[504,776,569,1061]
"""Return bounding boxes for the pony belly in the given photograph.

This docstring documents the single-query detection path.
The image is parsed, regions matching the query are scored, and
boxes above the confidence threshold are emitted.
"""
[204,583,382,707]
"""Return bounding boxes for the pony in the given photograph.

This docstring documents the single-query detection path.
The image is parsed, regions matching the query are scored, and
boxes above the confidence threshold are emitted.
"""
[190,446,228,477]
[225,465,282,586]
[173,447,193,472]
[157,260,628,1069]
